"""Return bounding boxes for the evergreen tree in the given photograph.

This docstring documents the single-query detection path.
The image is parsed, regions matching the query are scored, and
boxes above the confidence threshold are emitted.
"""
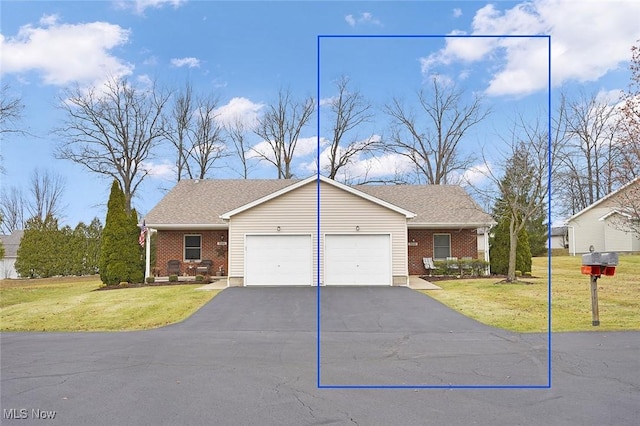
[15,215,62,278]
[527,212,547,257]
[85,218,102,274]
[100,181,144,285]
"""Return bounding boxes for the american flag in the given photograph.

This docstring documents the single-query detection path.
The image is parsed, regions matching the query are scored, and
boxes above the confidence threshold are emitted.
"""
[138,220,147,247]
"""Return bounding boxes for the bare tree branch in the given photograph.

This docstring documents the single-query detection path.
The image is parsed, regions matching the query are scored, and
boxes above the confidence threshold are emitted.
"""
[323,76,376,180]
[186,97,229,179]
[384,76,489,184]
[254,89,315,179]
[0,186,25,234]
[55,76,171,213]
[27,169,66,222]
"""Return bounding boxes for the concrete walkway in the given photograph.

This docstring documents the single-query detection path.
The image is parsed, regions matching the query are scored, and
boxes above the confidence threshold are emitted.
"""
[195,279,228,290]
[407,275,442,290]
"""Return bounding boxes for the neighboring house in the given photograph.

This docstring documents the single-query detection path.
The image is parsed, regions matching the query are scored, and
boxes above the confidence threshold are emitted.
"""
[550,226,569,250]
[0,230,24,279]
[566,178,640,255]
[144,175,494,286]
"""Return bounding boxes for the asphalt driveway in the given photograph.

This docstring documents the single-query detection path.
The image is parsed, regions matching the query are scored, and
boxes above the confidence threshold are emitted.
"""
[1,287,639,425]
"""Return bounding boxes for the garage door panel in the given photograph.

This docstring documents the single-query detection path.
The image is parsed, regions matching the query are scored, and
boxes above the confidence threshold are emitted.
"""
[325,234,390,285]
[246,235,312,286]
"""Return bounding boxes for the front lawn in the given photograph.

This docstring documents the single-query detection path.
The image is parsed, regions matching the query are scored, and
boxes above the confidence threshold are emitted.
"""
[0,276,219,331]
[421,255,640,332]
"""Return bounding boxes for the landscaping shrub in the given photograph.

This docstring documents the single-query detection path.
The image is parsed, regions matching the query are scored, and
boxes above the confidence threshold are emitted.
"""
[146,276,155,284]
[169,275,178,283]
[195,275,204,283]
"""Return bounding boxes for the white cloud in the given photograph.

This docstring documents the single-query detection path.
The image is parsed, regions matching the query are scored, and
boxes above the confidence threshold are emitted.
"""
[170,57,200,68]
[0,17,132,86]
[300,136,412,182]
[116,0,187,15]
[251,136,327,164]
[421,0,640,96]
[453,8,463,18]
[143,160,176,180]
[460,163,492,187]
[345,14,356,27]
[345,12,382,27]
[214,97,264,129]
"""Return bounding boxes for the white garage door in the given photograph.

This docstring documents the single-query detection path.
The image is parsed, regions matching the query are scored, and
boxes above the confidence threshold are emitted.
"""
[245,235,312,286]
[325,234,391,285]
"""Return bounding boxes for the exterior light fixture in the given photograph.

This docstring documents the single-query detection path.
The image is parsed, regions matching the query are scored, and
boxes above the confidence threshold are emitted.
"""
[277,226,281,231]
[356,226,360,231]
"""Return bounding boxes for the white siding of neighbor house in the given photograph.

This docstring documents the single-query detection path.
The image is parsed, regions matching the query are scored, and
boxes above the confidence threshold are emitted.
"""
[568,200,639,254]
[1,258,18,279]
[227,179,408,286]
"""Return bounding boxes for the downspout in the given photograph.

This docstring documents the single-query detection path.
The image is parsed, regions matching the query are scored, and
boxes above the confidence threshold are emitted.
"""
[484,226,491,276]
[567,225,575,256]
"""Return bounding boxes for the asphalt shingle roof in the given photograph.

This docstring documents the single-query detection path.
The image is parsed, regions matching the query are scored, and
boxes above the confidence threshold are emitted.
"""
[355,184,493,226]
[144,179,494,227]
[0,230,24,258]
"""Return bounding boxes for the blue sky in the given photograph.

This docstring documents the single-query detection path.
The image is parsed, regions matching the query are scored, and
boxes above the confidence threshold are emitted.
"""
[2,0,640,227]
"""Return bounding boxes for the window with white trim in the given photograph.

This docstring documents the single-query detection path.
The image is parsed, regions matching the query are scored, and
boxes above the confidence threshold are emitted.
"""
[433,234,451,260]
[184,235,202,261]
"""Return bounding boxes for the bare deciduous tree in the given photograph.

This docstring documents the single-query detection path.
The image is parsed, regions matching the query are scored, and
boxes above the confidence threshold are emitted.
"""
[384,76,489,184]
[555,91,619,216]
[56,76,171,213]
[0,186,25,234]
[0,84,24,135]
[27,169,66,223]
[165,82,194,181]
[224,117,254,179]
[480,116,552,282]
[187,97,229,179]
[323,76,376,180]
[616,42,640,184]
[254,89,315,179]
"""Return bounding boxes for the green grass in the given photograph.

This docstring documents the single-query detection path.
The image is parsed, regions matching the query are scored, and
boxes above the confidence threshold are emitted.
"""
[422,254,640,333]
[0,276,219,331]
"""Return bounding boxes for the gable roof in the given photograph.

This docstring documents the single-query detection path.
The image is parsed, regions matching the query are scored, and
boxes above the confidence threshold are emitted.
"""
[144,179,301,229]
[567,177,640,223]
[355,184,494,228]
[0,230,24,258]
[220,176,416,219]
[144,177,493,229]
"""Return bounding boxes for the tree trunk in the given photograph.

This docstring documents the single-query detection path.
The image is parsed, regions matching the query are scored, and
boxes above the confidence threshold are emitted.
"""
[507,217,518,282]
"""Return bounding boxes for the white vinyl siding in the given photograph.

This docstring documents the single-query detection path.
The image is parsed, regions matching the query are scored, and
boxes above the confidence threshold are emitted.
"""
[227,179,408,285]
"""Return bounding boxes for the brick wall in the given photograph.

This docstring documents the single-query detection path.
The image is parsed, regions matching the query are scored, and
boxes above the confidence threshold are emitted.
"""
[155,230,229,276]
[407,228,479,275]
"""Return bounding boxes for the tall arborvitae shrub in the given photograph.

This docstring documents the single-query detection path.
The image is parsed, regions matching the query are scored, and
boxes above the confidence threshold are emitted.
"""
[100,181,143,285]
[15,215,62,278]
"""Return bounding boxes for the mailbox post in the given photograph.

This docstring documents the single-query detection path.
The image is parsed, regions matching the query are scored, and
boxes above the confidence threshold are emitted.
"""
[581,252,618,326]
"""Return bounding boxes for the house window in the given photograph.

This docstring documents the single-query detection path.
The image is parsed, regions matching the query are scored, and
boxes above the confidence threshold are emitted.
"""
[184,235,201,261]
[433,234,451,260]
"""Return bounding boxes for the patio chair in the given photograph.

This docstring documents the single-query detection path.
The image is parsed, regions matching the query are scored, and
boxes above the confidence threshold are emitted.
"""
[196,259,213,275]
[167,260,181,276]
[423,257,435,275]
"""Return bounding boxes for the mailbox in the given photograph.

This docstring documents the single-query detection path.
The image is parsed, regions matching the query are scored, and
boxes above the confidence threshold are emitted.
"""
[581,252,618,276]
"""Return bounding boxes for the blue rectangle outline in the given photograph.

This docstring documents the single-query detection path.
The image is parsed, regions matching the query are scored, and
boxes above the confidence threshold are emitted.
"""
[317,34,552,389]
